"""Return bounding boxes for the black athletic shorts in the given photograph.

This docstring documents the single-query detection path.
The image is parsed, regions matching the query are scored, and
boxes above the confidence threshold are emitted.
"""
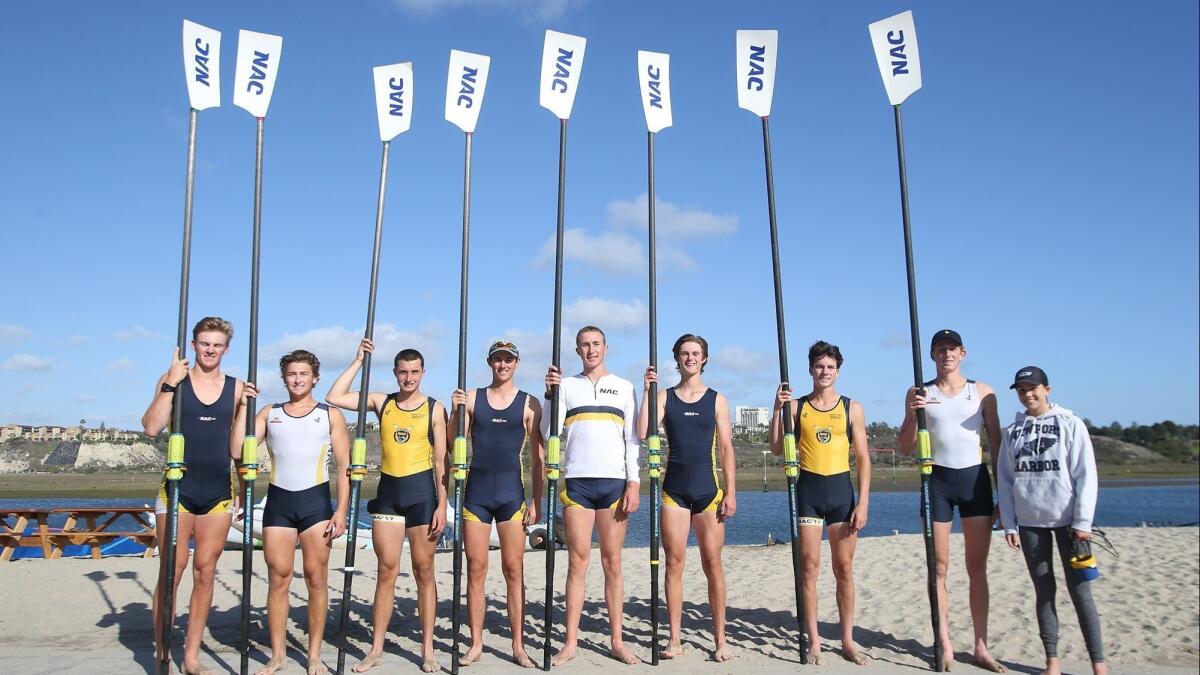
[368,470,438,527]
[797,470,856,526]
[560,477,626,510]
[262,482,334,532]
[927,464,994,522]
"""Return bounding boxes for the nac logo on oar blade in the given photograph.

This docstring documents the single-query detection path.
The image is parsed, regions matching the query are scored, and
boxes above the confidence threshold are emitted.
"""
[645,65,663,109]
[746,44,767,91]
[551,48,575,94]
[887,31,909,75]
[246,51,272,95]
[735,30,777,118]
[389,77,406,117]
[456,66,479,108]
[193,39,212,87]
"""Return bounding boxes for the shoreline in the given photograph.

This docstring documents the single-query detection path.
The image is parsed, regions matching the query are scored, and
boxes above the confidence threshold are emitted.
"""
[0,468,1195,499]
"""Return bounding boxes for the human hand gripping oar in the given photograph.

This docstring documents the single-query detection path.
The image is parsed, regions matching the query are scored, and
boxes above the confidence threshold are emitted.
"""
[735,28,812,664]
[537,28,586,671]
[156,20,221,675]
[334,61,413,675]
[636,47,672,666]
[868,11,950,673]
[231,28,283,675]
[444,47,491,673]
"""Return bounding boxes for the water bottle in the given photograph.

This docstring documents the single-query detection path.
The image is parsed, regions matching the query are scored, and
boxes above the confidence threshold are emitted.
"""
[1069,538,1100,582]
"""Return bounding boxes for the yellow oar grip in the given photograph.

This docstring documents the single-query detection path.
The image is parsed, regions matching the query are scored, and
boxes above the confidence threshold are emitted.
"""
[546,435,561,480]
[452,436,468,480]
[349,437,368,481]
[647,435,661,478]
[782,433,798,478]
[239,437,258,480]
[917,429,933,475]
[165,433,185,480]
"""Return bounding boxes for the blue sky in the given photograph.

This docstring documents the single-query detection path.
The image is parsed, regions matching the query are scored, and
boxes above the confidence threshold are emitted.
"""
[1,1,1196,432]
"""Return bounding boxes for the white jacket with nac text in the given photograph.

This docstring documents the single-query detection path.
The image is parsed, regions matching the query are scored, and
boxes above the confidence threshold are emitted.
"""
[541,372,641,483]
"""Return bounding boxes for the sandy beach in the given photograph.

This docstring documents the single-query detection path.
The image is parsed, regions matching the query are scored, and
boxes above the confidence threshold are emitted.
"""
[0,527,1195,674]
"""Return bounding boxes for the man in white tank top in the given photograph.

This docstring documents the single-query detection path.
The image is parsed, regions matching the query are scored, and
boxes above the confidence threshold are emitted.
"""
[900,329,1005,672]
[253,350,350,675]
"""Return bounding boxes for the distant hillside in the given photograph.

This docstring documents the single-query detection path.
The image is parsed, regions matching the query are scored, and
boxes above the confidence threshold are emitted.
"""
[1091,435,1169,465]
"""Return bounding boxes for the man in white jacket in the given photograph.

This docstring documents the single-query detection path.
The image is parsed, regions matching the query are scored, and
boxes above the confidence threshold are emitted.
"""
[543,325,642,665]
[997,366,1106,675]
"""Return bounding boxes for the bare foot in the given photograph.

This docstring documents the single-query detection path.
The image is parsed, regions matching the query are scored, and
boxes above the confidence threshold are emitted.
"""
[660,641,683,660]
[512,649,536,668]
[803,649,822,666]
[609,644,641,665]
[255,655,289,675]
[459,644,483,667]
[307,662,328,675]
[937,641,955,672]
[842,644,867,666]
[181,662,219,675]
[352,652,384,673]
[421,653,440,673]
[973,653,1007,673]
[712,644,733,662]
[552,645,577,667]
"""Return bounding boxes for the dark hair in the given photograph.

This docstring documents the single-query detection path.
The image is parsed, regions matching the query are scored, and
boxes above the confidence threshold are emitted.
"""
[808,341,844,368]
[279,350,320,378]
[672,334,709,373]
[393,348,425,369]
[575,325,606,346]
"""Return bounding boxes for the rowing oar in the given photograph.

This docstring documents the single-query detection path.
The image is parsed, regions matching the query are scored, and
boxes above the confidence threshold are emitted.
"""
[735,29,809,663]
[159,21,220,675]
[231,29,283,674]
[538,28,587,671]
[445,48,492,674]
[868,11,942,672]
[636,48,673,667]
[334,61,413,675]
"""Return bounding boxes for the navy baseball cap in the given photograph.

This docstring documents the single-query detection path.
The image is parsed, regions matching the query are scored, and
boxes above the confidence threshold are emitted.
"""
[930,329,963,350]
[487,340,519,359]
[1010,366,1049,389]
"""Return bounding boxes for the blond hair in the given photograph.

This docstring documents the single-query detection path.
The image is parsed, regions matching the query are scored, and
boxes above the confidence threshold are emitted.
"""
[191,316,234,341]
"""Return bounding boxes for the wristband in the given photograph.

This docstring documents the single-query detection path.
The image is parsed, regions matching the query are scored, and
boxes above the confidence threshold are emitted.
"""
[161,382,178,393]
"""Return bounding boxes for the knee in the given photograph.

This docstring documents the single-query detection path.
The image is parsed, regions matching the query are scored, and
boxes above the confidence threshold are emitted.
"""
[934,559,950,580]
[600,554,622,577]
[665,550,686,574]
[501,561,522,584]
[699,555,723,580]
[832,561,854,583]
[468,558,489,580]
[377,559,401,582]
[303,566,327,591]
[269,569,293,590]
[802,557,821,579]
[965,558,989,580]
[412,561,434,585]
[192,561,217,586]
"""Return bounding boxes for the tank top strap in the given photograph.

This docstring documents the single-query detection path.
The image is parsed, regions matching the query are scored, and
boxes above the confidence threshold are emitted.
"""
[840,395,852,437]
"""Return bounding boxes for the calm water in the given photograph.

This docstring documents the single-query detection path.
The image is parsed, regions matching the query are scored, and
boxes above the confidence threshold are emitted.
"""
[3,483,1196,547]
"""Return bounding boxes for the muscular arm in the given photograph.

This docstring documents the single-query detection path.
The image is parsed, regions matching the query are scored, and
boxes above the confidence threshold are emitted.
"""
[715,394,737,495]
[325,350,383,414]
[230,380,249,461]
[328,408,351,517]
[850,401,872,504]
[142,348,190,436]
[898,386,918,454]
[768,396,795,457]
[979,383,1002,473]
[432,402,449,504]
[526,396,545,506]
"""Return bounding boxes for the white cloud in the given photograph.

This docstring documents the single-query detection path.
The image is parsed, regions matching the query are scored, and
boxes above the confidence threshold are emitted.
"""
[263,321,447,375]
[607,194,738,238]
[1,353,57,372]
[0,324,32,344]
[105,357,136,373]
[563,297,646,333]
[113,325,164,342]
[77,394,96,404]
[66,335,89,346]
[713,345,770,374]
[533,228,644,276]
[880,330,908,349]
[389,0,584,22]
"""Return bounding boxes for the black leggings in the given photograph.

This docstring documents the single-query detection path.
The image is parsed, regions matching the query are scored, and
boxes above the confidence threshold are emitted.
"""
[1018,526,1105,663]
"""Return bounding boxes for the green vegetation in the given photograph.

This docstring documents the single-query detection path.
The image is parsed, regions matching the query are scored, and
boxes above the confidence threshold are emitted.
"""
[1087,420,1199,463]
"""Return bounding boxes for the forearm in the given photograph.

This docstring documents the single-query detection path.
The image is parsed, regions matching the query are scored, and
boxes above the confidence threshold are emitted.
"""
[325,361,364,409]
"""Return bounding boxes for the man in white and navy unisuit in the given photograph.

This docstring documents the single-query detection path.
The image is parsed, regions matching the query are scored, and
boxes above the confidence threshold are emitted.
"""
[543,325,642,666]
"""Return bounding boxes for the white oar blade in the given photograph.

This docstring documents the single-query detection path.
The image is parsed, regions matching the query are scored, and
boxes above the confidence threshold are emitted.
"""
[868,10,922,106]
[539,30,587,119]
[736,30,777,117]
[637,50,672,133]
[182,20,221,111]
[233,29,284,118]
[445,50,491,133]
[373,62,414,141]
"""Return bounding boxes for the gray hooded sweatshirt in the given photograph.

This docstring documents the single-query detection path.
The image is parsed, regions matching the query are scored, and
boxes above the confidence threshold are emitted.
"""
[997,403,1098,534]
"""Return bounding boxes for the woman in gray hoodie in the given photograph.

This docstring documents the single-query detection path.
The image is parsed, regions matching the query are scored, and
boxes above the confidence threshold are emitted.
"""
[996,366,1106,675]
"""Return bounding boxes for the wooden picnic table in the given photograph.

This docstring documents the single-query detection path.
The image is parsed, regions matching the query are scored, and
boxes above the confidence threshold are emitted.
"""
[0,507,157,561]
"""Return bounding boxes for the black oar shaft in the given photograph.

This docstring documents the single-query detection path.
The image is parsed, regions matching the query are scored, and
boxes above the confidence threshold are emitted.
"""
[646,130,661,667]
[893,104,942,671]
[160,106,198,675]
[336,140,391,675]
[451,131,474,675]
[544,117,567,672]
[239,116,265,675]
[760,116,808,661]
